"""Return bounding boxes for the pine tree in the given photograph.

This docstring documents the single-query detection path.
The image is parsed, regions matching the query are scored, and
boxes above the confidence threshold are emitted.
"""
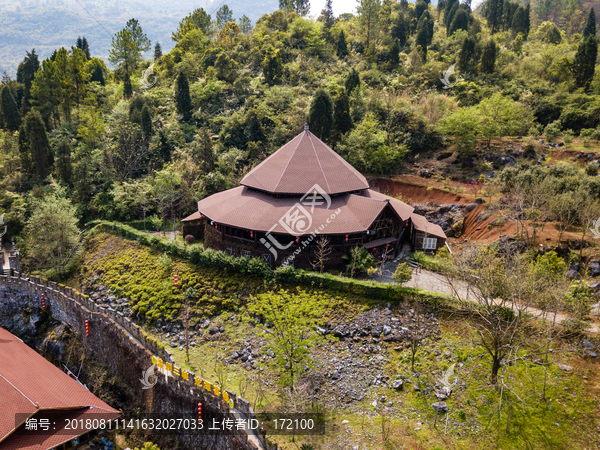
[55,137,73,184]
[216,5,233,30]
[444,0,459,30]
[573,34,598,89]
[357,0,381,49]
[16,49,40,115]
[109,18,151,73]
[336,30,349,57]
[333,90,353,138]
[308,89,334,142]
[480,39,497,73]
[123,73,133,98]
[194,127,215,172]
[1,86,21,131]
[175,71,192,121]
[320,0,335,40]
[345,68,361,94]
[415,15,430,60]
[511,6,528,37]
[21,111,51,182]
[449,7,469,34]
[483,0,504,34]
[90,63,105,85]
[154,42,162,60]
[141,105,153,137]
[458,37,478,74]
[391,13,409,46]
[584,8,597,39]
[414,0,427,20]
[82,37,90,59]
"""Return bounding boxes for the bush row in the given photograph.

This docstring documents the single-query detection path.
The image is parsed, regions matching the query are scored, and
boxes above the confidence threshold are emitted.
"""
[86,221,454,308]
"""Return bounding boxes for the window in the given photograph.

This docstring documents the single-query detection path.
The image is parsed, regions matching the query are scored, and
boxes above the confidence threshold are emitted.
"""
[423,237,437,250]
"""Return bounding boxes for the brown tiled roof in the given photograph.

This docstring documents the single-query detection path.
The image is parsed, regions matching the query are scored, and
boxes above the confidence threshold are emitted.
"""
[240,129,369,195]
[0,327,119,447]
[410,213,447,239]
[363,236,397,249]
[198,186,389,234]
[362,190,414,221]
[182,211,203,222]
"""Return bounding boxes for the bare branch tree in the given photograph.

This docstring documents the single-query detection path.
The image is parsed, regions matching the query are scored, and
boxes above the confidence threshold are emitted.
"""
[311,236,333,273]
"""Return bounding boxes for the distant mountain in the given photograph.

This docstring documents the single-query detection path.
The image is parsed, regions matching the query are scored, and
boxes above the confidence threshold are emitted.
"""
[0,0,279,77]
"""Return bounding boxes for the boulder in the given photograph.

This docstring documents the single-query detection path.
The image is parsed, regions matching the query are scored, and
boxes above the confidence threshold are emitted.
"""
[432,401,448,413]
[392,380,404,391]
[588,260,600,277]
[558,364,573,371]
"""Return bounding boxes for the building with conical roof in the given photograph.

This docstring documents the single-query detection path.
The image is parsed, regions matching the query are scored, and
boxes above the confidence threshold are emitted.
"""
[183,125,446,269]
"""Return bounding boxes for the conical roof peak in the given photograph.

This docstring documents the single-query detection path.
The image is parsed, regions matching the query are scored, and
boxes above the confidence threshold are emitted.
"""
[240,129,369,195]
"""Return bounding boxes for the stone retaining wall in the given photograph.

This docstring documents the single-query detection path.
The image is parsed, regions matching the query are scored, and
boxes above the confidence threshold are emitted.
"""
[0,273,268,450]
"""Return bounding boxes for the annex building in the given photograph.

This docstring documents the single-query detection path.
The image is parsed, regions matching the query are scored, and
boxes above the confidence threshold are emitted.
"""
[0,326,120,450]
[183,125,446,269]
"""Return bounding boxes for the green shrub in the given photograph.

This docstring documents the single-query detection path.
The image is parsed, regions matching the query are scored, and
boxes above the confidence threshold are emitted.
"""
[544,120,561,142]
[585,161,599,176]
[392,263,412,285]
[563,129,574,145]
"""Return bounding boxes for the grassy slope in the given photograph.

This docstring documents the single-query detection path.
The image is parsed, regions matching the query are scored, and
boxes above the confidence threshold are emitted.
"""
[76,232,600,449]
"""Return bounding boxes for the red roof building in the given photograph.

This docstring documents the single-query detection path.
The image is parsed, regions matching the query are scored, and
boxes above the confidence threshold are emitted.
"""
[183,125,446,268]
[0,327,120,450]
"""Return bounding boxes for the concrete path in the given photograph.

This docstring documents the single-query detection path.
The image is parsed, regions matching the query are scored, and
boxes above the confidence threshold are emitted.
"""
[376,260,599,333]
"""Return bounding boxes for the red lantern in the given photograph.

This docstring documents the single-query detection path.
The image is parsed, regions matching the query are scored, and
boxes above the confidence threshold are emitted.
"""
[41,293,46,309]
[345,235,348,243]
[296,236,300,243]
[250,231,254,238]
[386,243,390,248]
[174,274,178,287]
[198,403,202,422]
[85,320,89,337]
[215,222,218,230]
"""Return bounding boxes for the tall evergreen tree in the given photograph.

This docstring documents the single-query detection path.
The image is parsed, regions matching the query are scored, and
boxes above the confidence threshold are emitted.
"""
[193,127,215,172]
[333,90,353,138]
[20,111,51,182]
[16,49,39,115]
[414,0,427,21]
[584,8,597,38]
[458,37,478,74]
[524,3,531,36]
[400,0,408,10]
[308,89,334,142]
[154,42,162,60]
[511,6,528,37]
[216,5,233,29]
[141,105,153,137]
[444,0,459,30]
[573,33,598,89]
[480,39,497,73]
[449,7,469,34]
[123,73,133,98]
[109,18,151,73]
[336,30,349,58]
[345,68,361,94]
[357,0,381,49]
[415,15,430,60]
[1,86,21,131]
[54,137,73,184]
[90,63,105,85]
[483,0,504,34]
[389,39,401,68]
[320,0,335,40]
[175,71,192,121]
[82,37,90,59]
[391,13,409,46]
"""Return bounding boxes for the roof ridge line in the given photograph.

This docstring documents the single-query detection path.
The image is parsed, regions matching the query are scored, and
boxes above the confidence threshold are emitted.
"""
[274,132,303,191]
[308,132,331,193]
[0,373,37,408]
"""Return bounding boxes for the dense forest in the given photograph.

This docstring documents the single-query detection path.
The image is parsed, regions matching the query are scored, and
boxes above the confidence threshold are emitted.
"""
[2,0,600,273]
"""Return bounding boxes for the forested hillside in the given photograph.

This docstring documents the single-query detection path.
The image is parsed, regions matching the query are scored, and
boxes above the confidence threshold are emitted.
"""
[2,0,600,273]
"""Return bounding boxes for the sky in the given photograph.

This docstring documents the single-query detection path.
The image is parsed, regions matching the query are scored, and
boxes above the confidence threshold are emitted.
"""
[310,0,485,17]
